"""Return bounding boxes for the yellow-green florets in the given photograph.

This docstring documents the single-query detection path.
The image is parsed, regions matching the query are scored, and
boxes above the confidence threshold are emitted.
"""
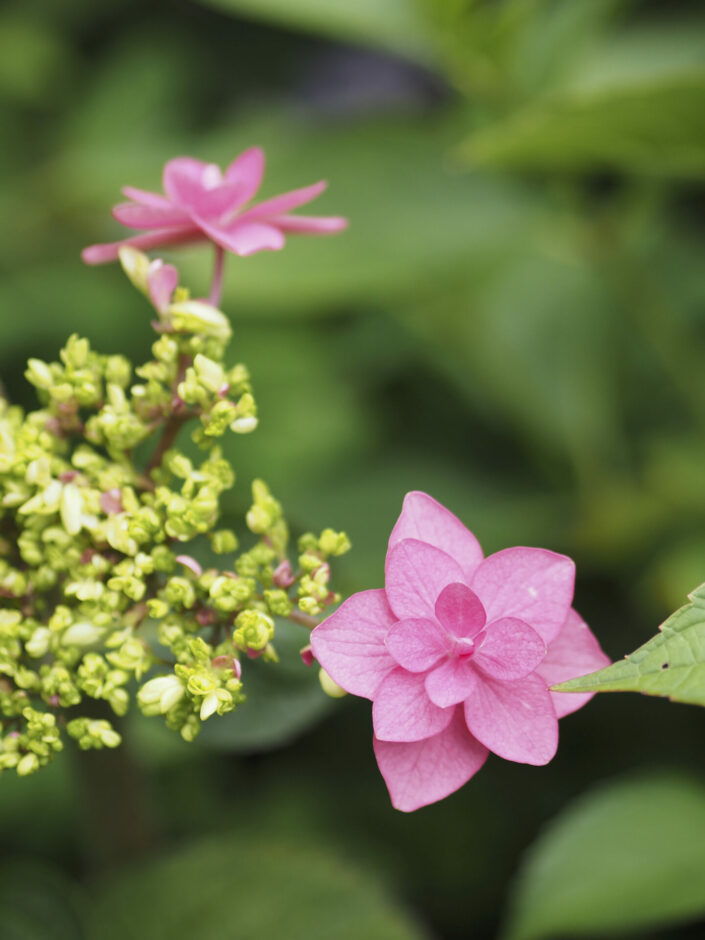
[0,253,350,776]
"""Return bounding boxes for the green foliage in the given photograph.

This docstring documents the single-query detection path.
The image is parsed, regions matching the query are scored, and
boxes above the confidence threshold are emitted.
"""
[503,775,705,940]
[555,584,705,704]
[0,860,86,940]
[458,26,705,177]
[197,0,433,62]
[89,831,423,940]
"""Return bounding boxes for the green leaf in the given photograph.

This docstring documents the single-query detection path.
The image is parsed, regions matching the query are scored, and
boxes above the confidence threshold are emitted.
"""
[196,620,332,752]
[196,0,435,63]
[0,861,86,940]
[503,774,705,940]
[458,25,705,177]
[89,831,423,940]
[555,583,705,704]
[0,13,71,106]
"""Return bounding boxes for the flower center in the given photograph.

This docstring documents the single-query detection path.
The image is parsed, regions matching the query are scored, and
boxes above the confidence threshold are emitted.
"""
[450,636,475,659]
[448,629,486,661]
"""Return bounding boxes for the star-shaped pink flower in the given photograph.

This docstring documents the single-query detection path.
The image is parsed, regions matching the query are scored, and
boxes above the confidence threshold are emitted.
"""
[311,492,609,812]
[82,149,347,266]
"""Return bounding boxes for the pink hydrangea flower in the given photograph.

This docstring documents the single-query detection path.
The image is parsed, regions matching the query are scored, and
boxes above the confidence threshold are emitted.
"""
[311,491,609,812]
[82,149,347,266]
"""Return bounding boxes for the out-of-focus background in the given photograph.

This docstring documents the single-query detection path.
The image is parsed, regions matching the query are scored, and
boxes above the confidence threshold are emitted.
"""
[2,0,705,937]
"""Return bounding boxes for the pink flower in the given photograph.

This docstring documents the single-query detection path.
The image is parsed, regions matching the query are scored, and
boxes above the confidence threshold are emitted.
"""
[311,491,609,812]
[82,149,348,266]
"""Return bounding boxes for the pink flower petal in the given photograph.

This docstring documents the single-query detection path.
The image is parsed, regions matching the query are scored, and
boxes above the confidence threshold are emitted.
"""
[198,219,286,256]
[163,157,218,206]
[164,156,258,222]
[122,186,173,208]
[473,617,546,681]
[374,710,488,812]
[537,608,611,718]
[310,589,396,700]
[385,618,448,672]
[242,181,328,220]
[434,582,486,638]
[464,673,558,765]
[147,260,178,312]
[388,491,484,582]
[385,538,465,621]
[425,658,478,708]
[174,554,203,577]
[373,669,453,742]
[81,225,204,265]
[269,214,349,234]
[471,547,575,646]
[225,147,265,202]
[112,202,191,230]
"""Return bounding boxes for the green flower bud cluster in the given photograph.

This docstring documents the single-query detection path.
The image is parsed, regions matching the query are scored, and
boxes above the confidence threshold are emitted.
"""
[0,254,350,775]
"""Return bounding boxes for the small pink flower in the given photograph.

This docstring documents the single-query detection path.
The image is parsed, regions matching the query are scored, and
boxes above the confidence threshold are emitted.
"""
[146,259,179,313]
[273,560,295,588]
[82,149,348,266]
[311,491,609,812]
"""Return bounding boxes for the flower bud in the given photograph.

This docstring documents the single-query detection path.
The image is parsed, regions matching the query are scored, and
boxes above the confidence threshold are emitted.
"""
[25,358,53,390]
[194,354,225,393]
[137,674,185,715]
[60,483,83,536]
[231,416,258,434]
[17,753,40,777]
[167,300,232,341]
[118,246,151,294]
[319,668,346,698]
[62,621,104,647]
[26,627,51,659]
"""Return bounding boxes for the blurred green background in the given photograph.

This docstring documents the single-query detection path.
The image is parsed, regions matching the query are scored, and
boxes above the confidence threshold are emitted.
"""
[2,0,705,937]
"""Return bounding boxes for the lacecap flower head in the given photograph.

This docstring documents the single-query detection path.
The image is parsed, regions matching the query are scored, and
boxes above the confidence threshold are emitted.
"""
[82,149,348,266]
[311,492,609,812]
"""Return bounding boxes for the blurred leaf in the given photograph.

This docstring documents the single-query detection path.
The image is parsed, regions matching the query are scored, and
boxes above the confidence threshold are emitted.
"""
[0,861,86,940]
[0,12,71,105]
[503,774,705,940]
[219,321,374,495]
[644,536,705,615]
[90,831,423,940]
[424,0,624,102]
[400,246,623,476]
[556,583,705,705]
[197,620,331,752]
[458,26,705,177]
[196,0,434,63]
[0,758,79,856]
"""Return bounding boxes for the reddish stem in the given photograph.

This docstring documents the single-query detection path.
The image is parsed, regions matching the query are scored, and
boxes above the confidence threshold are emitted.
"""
[288,610,319,631]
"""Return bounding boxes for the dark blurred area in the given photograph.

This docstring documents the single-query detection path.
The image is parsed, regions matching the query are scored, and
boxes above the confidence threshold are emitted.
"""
[1,0,705,937]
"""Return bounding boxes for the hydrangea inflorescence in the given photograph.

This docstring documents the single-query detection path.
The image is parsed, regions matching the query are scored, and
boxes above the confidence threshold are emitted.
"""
[0,150,348,776]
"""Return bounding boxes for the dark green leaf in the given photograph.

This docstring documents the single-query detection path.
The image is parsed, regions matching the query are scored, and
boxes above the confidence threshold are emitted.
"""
[0,861,86,940]
[90,831,423,940]
[503,774,705,940]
